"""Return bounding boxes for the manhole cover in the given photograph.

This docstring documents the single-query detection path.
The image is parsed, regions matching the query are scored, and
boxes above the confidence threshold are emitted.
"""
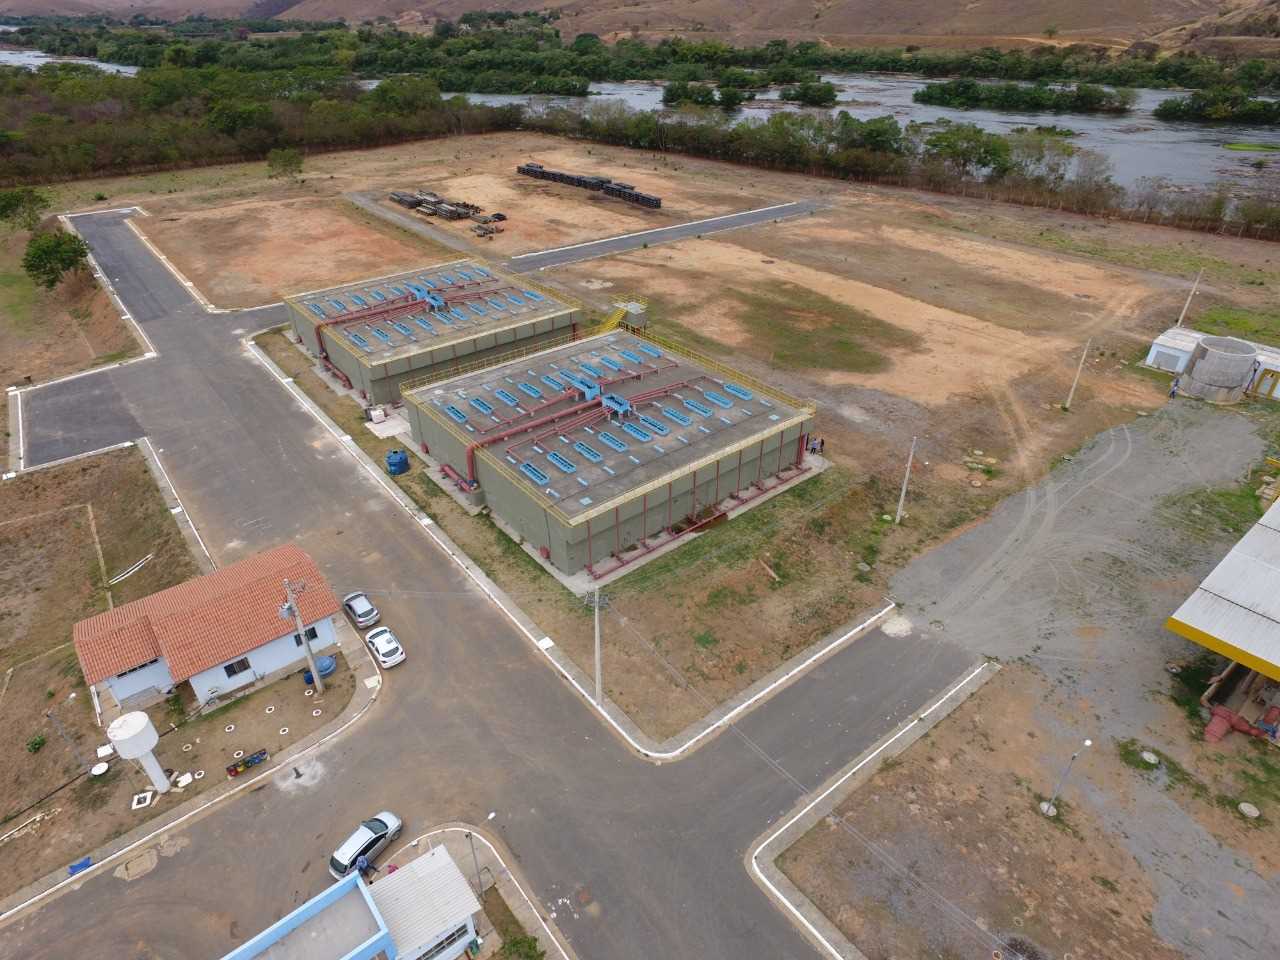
[182,743,193,752]
[232,750,244,760]
[194,770,205,780]
[265,705,276,714]
[1239,801,1261,819]
[1141,751,1160,766]
[305,689,315,697]
[312,709,322,717]
[90,761,109,776]
[279,727,289,736]
[224,724,235,734]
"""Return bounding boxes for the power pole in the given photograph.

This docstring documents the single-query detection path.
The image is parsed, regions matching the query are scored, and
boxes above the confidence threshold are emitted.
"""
[282,578,324,695]
[894,436,918,525]
[1063,337,1092,412]
[1040,738,1092,817]
[1175,268,1204,327]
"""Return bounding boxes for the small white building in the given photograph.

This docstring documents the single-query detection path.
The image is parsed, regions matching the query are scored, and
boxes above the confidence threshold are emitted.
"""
[74,544,341,712]
[1146,327,1280,401]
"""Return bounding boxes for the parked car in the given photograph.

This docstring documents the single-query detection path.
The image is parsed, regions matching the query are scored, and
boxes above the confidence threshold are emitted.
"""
[342,591,380,628]
[365,626,406,668]
[491,212,507,221]
[329,811,403,880]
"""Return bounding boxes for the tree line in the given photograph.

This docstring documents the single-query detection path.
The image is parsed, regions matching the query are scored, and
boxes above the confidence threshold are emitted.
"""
[914,78,1136,114]
[1153,87,1280,124]
[9,15,1280,97]
[0,64,521,184]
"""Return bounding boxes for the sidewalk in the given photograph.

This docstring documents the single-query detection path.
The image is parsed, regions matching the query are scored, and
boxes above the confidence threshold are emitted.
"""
[0,620,383,920]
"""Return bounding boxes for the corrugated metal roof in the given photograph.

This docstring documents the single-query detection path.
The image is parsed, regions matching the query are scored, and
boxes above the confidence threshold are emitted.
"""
[1168,498,1280,680]
[368,847,480,957]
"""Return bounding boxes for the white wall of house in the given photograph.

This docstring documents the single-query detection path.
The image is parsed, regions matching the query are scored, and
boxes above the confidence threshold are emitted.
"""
[103,657,175,707]
[187,617,337,704]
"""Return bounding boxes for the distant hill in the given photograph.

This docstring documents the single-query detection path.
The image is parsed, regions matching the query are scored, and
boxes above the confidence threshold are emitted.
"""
[1149,0,1280,56]
[0,0,1230,46]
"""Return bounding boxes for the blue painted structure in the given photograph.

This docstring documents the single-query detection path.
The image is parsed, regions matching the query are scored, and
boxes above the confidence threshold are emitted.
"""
[219,873,394,960]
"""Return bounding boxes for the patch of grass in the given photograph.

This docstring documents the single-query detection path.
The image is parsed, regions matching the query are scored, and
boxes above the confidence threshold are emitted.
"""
[73,764,119,810]
[1223,142,1280,152]
[694,630,718,649]
[704,585,754,611]
[1159,475,1264,542]
[1091,874,1119,893]
[90,347,135,367]
[726,282,920,374]
[482,886,527,943]
[1168,652,1217,726]
[1116,738,1209,798]
[1193,305,1280,348]
[25,735,46,754]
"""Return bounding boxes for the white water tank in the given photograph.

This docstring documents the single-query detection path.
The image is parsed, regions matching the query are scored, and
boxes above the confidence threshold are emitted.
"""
[107,711,169,793]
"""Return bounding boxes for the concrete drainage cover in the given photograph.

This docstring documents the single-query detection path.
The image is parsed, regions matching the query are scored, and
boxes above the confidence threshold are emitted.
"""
[304,689,315,697]
[194,770,205,780]
[1239,801,1261,819]
[279,727,289,736]
[224,724,235,734]
[313,709,322,717]
[265,705,276,714]
[130,791,154,811]
[181,743,193,752]
[881,615,913,638]
[1141,750,1160,766]
[232,750,244,760]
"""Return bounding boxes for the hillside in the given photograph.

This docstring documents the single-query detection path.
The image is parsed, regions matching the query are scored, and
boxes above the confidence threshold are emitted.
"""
[1149,0,1280,55]
[0,0,1228,46]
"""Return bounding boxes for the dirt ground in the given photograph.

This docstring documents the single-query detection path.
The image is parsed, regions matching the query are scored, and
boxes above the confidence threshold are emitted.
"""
[0,653,355,901]
[779,399,1280,960]
[0,229,138,388]
[134,197,459,308]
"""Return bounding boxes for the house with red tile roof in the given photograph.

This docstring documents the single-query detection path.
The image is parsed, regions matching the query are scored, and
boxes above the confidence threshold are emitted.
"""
[74,544,341,712]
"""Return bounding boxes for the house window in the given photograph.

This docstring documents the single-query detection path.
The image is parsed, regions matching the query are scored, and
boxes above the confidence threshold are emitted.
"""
[421,924,470,960]
[115,657,160,680]
[224,657,251,679]
[293,626,319,647]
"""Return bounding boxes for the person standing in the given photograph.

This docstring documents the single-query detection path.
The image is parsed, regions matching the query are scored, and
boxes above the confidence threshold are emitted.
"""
[1170,376,1180,399]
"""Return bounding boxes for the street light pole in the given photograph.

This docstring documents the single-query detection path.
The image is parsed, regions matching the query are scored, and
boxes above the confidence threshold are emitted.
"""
[465,831,483,895]
[1040,738,1092,817]
[593,588,603,706]
[1176,268,1204,327]
[282,578,324,695]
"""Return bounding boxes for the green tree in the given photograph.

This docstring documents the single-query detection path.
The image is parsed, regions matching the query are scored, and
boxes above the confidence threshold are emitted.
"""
[266,147,303,180]
[1044,24,1059,39]
[925,123,1012,179]
[500,936,545,960]
[0,187,52,232]
[23,230,90,289]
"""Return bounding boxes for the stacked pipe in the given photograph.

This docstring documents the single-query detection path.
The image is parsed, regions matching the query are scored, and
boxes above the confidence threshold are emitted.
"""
[517,163,661,209]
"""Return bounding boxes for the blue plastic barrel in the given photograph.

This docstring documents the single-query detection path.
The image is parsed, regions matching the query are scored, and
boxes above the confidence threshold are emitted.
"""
[303,656,337,686]
[385,449,410,476]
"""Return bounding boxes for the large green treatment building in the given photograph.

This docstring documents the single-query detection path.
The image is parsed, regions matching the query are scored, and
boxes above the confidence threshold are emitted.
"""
[285,260,584,404]
[403,330,817,579]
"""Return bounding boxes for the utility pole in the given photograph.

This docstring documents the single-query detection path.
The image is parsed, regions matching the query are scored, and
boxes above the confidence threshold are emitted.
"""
[1175,268,1204,327]
[894,436,918,525]
[282,578,323,695]
[465,831,483,895]
[1063,337,1092,412]
[1040,738,1092,817]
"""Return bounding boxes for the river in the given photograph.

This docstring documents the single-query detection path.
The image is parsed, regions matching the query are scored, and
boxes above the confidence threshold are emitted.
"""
[453,74,1280,198]
[3,45,1274,197]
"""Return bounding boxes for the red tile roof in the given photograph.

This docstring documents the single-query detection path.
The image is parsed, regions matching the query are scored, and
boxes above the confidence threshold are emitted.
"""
[73,545,340,685]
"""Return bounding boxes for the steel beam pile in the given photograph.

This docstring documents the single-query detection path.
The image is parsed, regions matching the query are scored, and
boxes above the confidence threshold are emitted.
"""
[516,163,661,209]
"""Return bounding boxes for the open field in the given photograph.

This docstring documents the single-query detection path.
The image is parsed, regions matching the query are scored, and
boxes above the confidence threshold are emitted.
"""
[53,132,1280,738]
[0,448,199,895]
[0,228,138,388]
[777,400,1280,960]
[134,198,459,308]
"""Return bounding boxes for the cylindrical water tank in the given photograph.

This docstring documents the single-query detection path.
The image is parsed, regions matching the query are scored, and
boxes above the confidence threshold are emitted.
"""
[106,711,160,760]
[1183,335,1257,404]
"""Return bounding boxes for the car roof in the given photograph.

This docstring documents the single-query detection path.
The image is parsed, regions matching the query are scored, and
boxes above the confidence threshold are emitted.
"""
[346,593,373,611]
[369,629,399,650]
[333,823,377,863]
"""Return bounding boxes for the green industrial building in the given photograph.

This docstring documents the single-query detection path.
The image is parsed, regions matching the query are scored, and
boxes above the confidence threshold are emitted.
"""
[285,261,583,404]
[403,330,816,578]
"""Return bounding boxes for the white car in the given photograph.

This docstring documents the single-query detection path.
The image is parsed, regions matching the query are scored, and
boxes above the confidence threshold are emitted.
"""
[365,626,406,668]
[343,591,380,628]
[329,811,403,880]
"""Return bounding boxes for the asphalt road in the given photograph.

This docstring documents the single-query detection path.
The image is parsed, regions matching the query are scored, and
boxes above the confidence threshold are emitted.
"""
[2,210,973,960]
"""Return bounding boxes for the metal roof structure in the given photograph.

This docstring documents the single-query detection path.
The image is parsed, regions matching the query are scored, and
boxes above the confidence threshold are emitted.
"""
[1167,497,1280,680]
[368,846,481,958]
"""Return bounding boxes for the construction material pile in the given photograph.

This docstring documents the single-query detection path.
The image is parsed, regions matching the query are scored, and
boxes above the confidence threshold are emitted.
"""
[516,163,662,209]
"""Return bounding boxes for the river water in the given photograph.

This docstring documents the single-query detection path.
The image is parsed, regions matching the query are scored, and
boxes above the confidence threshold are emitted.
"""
[3,45,1274,196]
[456,74,1280,197]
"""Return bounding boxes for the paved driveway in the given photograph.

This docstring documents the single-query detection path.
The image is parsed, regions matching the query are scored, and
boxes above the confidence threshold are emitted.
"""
[2,211,974,960]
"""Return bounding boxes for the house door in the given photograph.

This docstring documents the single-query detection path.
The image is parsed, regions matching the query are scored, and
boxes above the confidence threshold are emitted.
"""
[1256,369,1280,398]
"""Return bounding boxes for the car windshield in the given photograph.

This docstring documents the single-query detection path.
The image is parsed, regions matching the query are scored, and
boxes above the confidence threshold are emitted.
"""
[330,854,349,875]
